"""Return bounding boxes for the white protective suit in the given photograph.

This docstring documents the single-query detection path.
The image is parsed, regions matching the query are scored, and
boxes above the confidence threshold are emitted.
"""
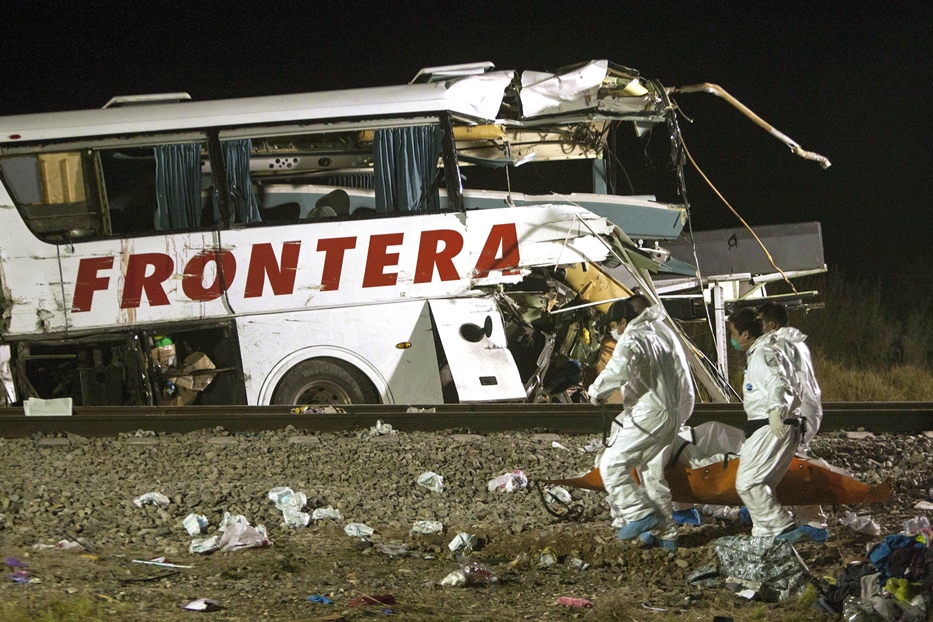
[587,305,695,541]
[772,326,827,529]
[736,332,802,537]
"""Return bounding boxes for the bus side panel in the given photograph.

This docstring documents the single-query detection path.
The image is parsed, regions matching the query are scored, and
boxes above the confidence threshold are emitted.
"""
[0,191,68,336]
[238,300,443,405]
[57,232,228,331]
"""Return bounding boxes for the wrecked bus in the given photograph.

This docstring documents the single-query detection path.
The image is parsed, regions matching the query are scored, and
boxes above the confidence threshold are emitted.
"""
[0,60,729,407]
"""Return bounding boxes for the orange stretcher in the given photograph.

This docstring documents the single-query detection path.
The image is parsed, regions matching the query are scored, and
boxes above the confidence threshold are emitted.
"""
[540,456,893,506]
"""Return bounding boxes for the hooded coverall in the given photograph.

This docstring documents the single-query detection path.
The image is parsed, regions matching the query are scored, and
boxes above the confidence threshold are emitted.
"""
[587,305,695,541]
[736,332,802,537]
[772,326,827,530]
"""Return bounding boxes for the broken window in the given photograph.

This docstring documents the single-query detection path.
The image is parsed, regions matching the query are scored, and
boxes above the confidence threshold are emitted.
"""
[0,151,106,241]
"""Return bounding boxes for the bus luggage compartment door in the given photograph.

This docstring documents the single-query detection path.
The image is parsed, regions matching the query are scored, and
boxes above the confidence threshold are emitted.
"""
[429,298,525,402]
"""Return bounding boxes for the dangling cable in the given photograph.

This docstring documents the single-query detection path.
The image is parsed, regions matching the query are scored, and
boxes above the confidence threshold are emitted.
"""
[681,137,798,294]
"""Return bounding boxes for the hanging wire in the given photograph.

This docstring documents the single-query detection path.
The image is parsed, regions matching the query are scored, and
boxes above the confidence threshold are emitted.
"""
[680,137,799,294]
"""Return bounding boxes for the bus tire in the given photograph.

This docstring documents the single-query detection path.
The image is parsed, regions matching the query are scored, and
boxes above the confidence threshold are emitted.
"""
[271,357,380,405]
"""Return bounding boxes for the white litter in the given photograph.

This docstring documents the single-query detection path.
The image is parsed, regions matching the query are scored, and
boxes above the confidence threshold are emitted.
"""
[133,492,170,507]
[416,471,445,493]
[487,470,528,492]
[545,486,572,504]
[366,420,396,437]
[184,598,220,612]
[839,511,881,536]
[551,441,572,452]
[214,512,271,552]
[581,438,605,453]
[311,506,343,521]
[183,513,209,536]
[914,501,933,511]
[448,532,477,552]
[268,487,310,528]
[411,520,444,535]
[344,523,375,537]
[132,557,194,569]
[904,516,931,535]
[32,539,82,550]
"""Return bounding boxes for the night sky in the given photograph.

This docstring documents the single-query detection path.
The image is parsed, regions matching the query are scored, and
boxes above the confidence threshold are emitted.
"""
[1,2,929,281]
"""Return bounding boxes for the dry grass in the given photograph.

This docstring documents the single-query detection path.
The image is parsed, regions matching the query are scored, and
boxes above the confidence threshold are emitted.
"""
[815,358,933,401]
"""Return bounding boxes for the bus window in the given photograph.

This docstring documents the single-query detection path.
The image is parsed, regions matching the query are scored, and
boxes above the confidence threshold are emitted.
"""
[240,122,449,225]
[100,142,213,235]
[0,151,106,242]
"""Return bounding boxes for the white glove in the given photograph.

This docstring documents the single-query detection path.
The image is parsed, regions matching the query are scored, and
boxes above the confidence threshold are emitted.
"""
[589,393,602,406]
[768,408,788,438]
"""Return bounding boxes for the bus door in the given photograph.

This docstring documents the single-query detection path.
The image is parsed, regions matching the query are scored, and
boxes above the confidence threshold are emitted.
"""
[428,298,525,402]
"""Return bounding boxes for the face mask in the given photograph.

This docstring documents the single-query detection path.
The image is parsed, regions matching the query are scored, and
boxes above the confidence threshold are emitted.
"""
[610,327,624,341]
[730,337,743,351]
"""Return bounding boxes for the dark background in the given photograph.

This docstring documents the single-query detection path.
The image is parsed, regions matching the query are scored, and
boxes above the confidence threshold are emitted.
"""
[1,1,929,282]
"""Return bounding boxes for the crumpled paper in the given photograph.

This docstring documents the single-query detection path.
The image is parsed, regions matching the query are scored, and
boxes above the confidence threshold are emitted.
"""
[311,506,343,521]
[268,487,310,528]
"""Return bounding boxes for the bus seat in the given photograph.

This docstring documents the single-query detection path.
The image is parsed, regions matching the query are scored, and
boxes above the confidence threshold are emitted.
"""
[260,202,300,223]
[315,189,350,215]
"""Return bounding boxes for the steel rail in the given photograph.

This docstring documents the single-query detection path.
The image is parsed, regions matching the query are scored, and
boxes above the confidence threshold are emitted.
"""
[1,402,932,438]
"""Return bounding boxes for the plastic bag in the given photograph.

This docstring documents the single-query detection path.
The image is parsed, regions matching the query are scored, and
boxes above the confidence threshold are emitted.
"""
[487,470,528,492]
[133,492,169,507]
[840,511,882,537]
[417,471,445,493]
[344,523,374,537]
[439,562,496,587]
[216,512,270,552]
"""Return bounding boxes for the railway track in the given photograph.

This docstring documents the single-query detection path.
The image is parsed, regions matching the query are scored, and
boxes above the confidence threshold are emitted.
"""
[1,402,931,438]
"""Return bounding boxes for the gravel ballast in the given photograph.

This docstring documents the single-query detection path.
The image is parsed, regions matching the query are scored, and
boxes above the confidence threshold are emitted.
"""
[0,425,928,621]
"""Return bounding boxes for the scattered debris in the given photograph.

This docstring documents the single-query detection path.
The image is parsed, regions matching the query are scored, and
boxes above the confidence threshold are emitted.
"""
[133,492,170,507]
[308,595,335,604]
[544,486,572,504]
[132,557,194,569]
[376,543,410,557]
[344,523,375,538]
[557,596,594,608]
[32,539,82,550]
[312,506,343,521]
[365,420,396,437]
[184,598,221,612]
[539,547,559,567]
[268,487,311,528]
[410,520,443,535]
[183,513,209,536]
[713,536,811,602]
[291,405,345,414]
[840,511,882,536]
[439,562,496,587]
[487,470,528,492]
[416,471,445,493]
[447,532,477,552]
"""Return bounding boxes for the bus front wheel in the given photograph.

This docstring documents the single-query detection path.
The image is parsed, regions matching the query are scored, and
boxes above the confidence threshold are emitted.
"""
[271,358,380,405]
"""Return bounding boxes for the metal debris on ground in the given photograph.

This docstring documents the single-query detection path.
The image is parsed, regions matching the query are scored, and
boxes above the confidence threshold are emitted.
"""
[416,471,445,493]
[268,487,311,528]
[311,506,343,521]
[487,470,528,492]
[344,523,375,537]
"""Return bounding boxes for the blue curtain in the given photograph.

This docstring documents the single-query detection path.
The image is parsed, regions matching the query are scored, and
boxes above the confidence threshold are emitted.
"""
[153,143,201,230]
[373,125,443,212]
[222,139,261,224]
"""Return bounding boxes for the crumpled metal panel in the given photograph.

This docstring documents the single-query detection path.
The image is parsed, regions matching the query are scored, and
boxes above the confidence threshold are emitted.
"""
[714,535,811,601]
[519,60,653,118]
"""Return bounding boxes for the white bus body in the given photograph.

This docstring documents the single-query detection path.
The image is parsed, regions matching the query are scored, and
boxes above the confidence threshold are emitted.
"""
[0,60,730,406]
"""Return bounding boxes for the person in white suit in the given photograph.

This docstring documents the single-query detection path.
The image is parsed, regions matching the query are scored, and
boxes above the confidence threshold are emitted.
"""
[588,295,694,551]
